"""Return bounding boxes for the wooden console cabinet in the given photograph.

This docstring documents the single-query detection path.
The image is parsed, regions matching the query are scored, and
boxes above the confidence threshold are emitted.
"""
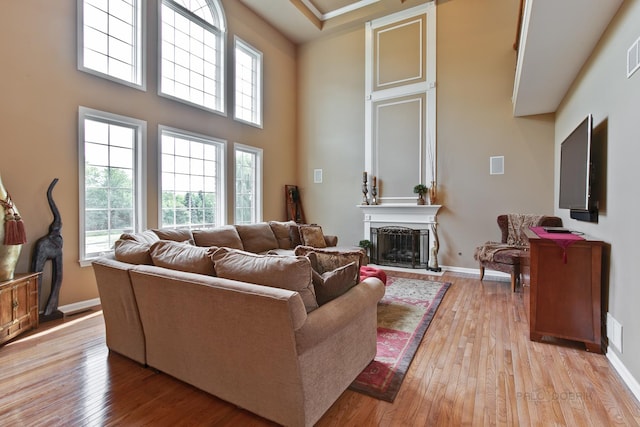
[525,229,604,353]
[0,272,40,345]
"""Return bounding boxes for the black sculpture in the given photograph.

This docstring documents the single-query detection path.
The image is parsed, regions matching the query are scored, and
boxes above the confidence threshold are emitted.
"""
[31,178,63,321]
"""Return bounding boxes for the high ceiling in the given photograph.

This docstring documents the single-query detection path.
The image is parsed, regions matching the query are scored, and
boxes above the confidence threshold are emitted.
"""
[238,0,432,44]
[239,0,624,117]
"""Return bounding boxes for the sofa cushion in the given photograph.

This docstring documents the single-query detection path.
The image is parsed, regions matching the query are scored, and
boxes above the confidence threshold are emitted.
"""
[192,225,244,250]
[268,220,297,249]
[152,228,194,244]
[295,246,365,275]
[298,225,327,248]
[308,254,358,305]
[235,223,279,253]
[211,247,318,312]
[120,230,160,245]
[149,240,216,276]
[114,239,153,265]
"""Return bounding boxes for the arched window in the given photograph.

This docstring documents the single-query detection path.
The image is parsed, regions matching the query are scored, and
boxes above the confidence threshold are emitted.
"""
[160,0,227,113]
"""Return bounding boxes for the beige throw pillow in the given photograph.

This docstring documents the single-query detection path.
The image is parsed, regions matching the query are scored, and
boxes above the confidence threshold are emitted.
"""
[211,247,318,313]
[119,230,160,245]
[235,223,279,253]
[114,239,153,265]
[268,220,297,249]
[152,228,194,244]
[192,225,244,250]
[299,225,327,248]
[149,240,217,276]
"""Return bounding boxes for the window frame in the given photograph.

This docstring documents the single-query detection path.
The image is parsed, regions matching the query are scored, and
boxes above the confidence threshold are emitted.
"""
[158,125,227,229]
[233,143,263,224]
[77,0,146,90]
[158,0,227,115]
[234,37,263,128]
[78,107,147,266]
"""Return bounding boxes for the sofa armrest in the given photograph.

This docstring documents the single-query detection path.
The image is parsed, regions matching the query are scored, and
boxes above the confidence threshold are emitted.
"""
[324,234,338,247]
[295,277,385,353]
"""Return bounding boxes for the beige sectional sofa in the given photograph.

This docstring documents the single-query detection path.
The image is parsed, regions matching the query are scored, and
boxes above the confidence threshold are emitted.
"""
[92,221,384,427]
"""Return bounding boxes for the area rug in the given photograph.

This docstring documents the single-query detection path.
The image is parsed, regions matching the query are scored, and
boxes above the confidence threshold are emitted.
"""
[349,273,451,402]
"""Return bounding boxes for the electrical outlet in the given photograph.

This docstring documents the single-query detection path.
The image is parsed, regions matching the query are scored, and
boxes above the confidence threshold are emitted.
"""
[313,169,323,183]
[607,312,623,352]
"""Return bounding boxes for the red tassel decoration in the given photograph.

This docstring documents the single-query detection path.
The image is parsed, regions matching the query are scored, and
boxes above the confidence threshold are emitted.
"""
[1,194,27,245]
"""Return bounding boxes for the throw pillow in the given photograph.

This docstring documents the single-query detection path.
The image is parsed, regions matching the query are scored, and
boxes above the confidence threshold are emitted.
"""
[299,225,327,248]
[149,240,217,276]
[211,247,318,313]
[268,220,297,249]
[289,223,302,247]
[192,225,244,250]
[119,230,160,245]
[294,246,364,276]
[114,239,153,265]
[235,223,279,253]
[152,228,195,244]
[308,254,358,305]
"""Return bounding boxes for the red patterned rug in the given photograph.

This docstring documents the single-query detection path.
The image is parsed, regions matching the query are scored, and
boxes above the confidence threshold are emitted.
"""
[349,273,451,402]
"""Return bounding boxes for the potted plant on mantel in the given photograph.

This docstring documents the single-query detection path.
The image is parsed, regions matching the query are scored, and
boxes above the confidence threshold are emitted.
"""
[413,184,428,205]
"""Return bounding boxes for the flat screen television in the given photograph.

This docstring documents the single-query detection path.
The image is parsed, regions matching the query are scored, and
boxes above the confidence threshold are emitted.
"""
[558,114,598,222]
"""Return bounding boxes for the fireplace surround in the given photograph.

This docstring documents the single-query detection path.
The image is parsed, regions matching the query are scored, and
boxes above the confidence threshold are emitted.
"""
[370,226,429,268]
[358,204,442,270]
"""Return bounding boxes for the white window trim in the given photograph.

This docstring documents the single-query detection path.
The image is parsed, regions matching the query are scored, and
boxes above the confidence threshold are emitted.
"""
[233,142,263,223]
[157,0,227,116]
[158,125,227,228]
[78,106,147,266]
[234,37,263,128]
[77,0,147,90]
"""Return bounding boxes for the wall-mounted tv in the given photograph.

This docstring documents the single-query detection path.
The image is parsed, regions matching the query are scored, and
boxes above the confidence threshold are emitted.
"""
[558,114,598,222]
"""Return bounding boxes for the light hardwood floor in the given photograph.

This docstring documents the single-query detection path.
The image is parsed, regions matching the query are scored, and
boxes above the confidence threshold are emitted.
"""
[1,273,639,426]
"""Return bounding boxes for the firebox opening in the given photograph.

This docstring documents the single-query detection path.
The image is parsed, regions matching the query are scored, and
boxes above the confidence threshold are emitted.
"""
[370,226,429,269]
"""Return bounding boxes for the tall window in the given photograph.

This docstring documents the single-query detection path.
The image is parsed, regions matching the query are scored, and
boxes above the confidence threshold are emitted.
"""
[78,0,145,88]
[234,38,262,127]
[79,107,146,264]
[234,144,262,224]
[160,127,225,228]
[160,0,226,113]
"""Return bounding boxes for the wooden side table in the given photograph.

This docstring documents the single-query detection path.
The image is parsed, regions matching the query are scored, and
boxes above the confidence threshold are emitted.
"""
[525,229,604,353]
[0,272,40,345]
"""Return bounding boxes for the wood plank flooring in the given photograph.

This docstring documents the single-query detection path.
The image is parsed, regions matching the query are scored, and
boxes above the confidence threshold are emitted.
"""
[1,273,639,426]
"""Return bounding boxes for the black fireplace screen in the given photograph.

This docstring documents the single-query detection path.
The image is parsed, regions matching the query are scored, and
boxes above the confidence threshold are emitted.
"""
[370,226,429,269]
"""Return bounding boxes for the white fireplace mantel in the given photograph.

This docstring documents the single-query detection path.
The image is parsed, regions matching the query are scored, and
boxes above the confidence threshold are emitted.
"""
[357,204,442,240]
[357,203,443,271]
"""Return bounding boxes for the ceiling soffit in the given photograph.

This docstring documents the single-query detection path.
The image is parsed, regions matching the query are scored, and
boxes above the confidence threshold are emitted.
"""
[238,0,430,44]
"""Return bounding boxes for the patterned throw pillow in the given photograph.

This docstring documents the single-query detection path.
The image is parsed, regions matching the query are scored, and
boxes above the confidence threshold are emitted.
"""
[308,254,358,305]
[298,225,327,248]
[294,246,364,275]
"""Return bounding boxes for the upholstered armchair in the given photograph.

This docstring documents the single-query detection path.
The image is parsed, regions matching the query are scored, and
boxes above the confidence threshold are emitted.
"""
[474,214,563,291]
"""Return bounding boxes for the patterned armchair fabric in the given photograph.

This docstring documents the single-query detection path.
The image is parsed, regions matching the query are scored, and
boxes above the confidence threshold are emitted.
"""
[475,214,563,291]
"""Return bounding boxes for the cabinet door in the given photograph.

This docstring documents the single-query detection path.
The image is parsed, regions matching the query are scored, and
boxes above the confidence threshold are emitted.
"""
[0,285,13,330]
[14,280,30,321]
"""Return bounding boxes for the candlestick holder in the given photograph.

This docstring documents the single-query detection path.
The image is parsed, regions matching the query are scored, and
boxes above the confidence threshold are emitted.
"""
[371,184,377,205]
[362,177,369,205]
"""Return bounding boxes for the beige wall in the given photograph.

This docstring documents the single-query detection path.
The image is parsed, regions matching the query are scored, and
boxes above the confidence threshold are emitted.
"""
[298,0,555,267]
[555,0,640,389]
[0,0,297,307]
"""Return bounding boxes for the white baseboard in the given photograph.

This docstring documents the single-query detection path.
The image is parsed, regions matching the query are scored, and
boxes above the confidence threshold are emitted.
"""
[607,349,640,403]
[59,298,101,316]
